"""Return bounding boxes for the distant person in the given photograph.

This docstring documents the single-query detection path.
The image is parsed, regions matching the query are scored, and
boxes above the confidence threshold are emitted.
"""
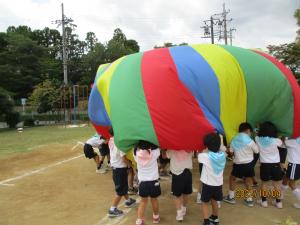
[83,134,107,173]
[223,122,259,207]
[166,150,193,222]
[256,122,284,208]
[198,133,226,225]
[107,128,136,217]
[134,140,161,225]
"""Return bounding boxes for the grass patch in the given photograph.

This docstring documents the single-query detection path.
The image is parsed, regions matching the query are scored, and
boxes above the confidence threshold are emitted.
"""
[0,125,95,157]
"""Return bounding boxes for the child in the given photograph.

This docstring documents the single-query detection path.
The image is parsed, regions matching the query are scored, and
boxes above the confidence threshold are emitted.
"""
[107,128,136,217]
[223,122,259,207]
[98,137,110,172]
[134,140,161,225]
[166,150,193,221]
[281,137,300,208]
[255,122,283,208]
[198,134,227,208]
[198,133,226,225]
[83,134,106,173]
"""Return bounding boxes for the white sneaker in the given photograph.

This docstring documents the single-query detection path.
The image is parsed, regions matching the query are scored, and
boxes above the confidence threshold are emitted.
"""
[293,202,300,208]
[96,166,107,174]
[259,200,268,208]
[272,200,283,209]
[176,210,184,221]
[196,193,202,204]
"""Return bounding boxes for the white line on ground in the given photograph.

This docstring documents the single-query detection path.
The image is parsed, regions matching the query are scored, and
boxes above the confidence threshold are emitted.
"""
[0,154,84,186]
[71,141,84,151]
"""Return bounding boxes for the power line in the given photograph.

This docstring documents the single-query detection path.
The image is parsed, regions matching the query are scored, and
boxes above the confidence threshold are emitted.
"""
[201,3,236,45]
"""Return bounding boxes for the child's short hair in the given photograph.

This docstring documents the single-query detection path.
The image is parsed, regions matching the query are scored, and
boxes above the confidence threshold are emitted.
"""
[204,133,221,152]
[109,127,114,136]
[137,140,158,150]
[238,122,253,133]
[258,121,277,138]
[134,140,158,155]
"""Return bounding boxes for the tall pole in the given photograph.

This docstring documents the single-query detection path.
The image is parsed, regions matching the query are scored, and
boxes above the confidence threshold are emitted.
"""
[210,16,214,44]
[223,3,228,45]
[61,3,68,85]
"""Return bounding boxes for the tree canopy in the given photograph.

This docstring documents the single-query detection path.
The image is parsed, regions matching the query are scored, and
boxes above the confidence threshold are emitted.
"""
[0,26,140,100]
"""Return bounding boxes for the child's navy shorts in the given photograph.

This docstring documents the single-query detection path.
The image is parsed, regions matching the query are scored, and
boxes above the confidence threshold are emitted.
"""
[112,167,128,196]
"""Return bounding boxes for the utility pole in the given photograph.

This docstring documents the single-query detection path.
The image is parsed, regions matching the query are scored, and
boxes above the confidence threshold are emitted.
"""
[61,3,68,85]
[53,3,76,85]
[52,4,76,124]
[223,3,228,45]
[210,16,214,44]
[201,3,235,45]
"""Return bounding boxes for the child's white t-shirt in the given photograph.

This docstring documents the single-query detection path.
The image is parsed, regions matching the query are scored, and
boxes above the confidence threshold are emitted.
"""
[166,150,193,175]
[86,137,104,147]
[255,136,282,163]
[109,137,127,168]
[198,152,224,186]
[230,134,259,164]
[134,148,160,182]
[285,139,300,164]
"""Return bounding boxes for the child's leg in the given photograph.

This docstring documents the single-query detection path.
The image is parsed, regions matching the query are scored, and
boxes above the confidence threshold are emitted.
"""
[98,155,105,168]
[137,197,148,221]
[245,177,253,199]
[94,155,100,167]
[289,180,300,204]
[201,202,210,222]
[150,197,159,215]
[128,167,134,190]
[211,200,219,217]
[111,195,122,208]
[260,181,268,202]
[289,180,297,190]
[174,195,183,210]
[183,194,188,207]
[229,175,236,195]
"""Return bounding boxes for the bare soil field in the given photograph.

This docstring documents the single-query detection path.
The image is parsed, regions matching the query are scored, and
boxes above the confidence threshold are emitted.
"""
[0,142,299,225]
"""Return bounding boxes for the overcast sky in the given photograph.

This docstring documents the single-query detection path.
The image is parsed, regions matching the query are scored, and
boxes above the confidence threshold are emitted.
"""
[0,0,298,51]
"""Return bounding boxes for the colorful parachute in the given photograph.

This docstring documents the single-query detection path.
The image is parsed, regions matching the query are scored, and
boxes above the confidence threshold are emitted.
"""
[88,44,300,152]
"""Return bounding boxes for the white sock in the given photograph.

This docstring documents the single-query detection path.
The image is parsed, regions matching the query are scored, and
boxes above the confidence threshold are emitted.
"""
[110,206,116,211]
[136,218,143,225]
[177,209,182,215]
[281,184,289,190]
[229,190,235,198]
[197,192,201,198]
[181,206,187,211]
[293,188,300,201]
[153,214,159,219]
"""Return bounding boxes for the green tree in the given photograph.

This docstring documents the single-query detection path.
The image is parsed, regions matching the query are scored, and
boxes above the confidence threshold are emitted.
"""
[85,32,98,52]
[105,28,140,62]
[0,87,20,128]
[80,42,106,84]
[28,79,60,113]
[267,8,300,83]
[0,32,49,98]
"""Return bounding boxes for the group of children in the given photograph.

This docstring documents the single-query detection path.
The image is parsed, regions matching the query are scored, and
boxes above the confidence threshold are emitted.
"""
[83,121,300,225]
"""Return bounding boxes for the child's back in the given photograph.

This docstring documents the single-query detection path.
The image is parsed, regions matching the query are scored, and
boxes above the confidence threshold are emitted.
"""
[135,148,160,181]
[255,136,282,163]
[285,138,300,164]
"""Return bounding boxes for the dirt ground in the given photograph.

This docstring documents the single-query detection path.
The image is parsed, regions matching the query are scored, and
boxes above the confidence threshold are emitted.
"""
[0,143,299,225]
